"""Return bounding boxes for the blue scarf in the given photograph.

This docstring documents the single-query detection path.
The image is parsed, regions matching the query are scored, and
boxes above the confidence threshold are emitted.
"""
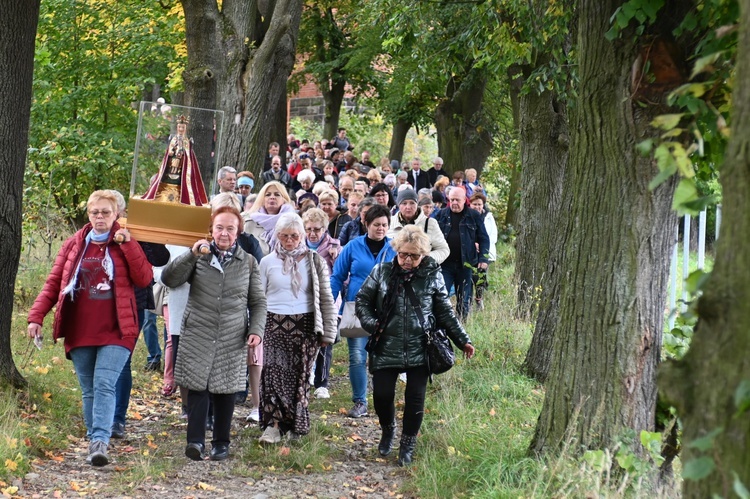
[61,230,114,300]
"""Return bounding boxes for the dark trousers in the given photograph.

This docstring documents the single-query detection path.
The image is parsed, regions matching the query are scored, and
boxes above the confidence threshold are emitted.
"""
[372,366,430,437]
[314,344,333,388]
[441,260,474,319]
[186,390,234,447]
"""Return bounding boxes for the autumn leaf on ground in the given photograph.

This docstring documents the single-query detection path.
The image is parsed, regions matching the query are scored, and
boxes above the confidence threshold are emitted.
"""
[130,412,143,420]
[147,440,158,449]
[35,366,49,374]
[489,408,496,416]
[1,486,19,496]
[43,392,52,402]
[278,446,290,456]
[197,482,216,491]
[338,407,348,415]
[44,451,64,462]
[349,434,363,441]
[4,459,17,472]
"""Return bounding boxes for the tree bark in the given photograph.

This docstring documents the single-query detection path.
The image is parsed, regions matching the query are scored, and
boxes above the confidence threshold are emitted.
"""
[269,88,288,152]
[434,70,493,178]
[504,70,523,229]
[181,0,303,182]
[322,78,346,140]
[0,0,40,388]
[388,118,411,165]
[659,2,750,495]
[530,0,681,453]
[514,86,568,326]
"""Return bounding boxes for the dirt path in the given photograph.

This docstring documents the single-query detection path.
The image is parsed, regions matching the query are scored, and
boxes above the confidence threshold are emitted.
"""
[20,377,409,498]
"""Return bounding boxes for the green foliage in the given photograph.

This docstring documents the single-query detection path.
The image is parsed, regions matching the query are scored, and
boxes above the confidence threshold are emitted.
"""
[27,0,184,229]
[605,0,666,40]
[683,456,716,481]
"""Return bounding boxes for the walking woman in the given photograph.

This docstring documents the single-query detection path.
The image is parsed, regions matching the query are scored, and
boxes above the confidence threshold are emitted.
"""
[27,190,153,466]
[258,212,337,443]
[161,206,266,461]
[330,204,397,419]
[356,225,475,466]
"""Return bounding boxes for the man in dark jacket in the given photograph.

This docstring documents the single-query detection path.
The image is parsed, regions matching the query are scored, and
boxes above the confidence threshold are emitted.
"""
[261,155,293,193]
[426,156,449,186]
[434,188,490,320]
[405,158,431,191]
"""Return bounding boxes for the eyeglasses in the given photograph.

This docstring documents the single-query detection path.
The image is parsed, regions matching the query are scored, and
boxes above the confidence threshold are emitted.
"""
[89,210,112,217]
[278,233,300,241]
[398,252,422,261]
[305,227,324,234]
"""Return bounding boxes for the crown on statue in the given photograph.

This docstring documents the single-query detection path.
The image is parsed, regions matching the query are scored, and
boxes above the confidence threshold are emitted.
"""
[176,115,190,124]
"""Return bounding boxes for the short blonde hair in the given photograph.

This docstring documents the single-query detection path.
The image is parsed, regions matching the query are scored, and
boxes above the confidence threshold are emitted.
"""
[318,189,339,204]
[211,192,242,213]
[366,169,382,183]
[87,190,118,214]
[434,176,450,190]
[107,190,126,217]
[391,225,431,255]
[347,191,365,203]
[248,181,292,214]
[302,207,328,227]
[312,181,330,196]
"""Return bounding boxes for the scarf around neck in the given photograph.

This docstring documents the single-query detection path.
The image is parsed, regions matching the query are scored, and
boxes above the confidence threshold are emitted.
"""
[273,240,308,298]
[250,203,294,246]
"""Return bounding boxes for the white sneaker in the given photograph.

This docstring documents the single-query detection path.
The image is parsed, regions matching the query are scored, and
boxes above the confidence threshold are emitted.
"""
[258,426,282,444]
[314,387,330,399]
[245,408,260,423]
[398,373,407,383]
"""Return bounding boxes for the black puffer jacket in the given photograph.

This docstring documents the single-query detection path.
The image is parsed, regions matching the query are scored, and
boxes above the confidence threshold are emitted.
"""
[356,257,470,372]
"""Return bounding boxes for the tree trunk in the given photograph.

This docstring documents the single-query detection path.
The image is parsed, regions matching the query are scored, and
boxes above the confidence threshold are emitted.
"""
[181,0,303,183]
[659,2,750,495]
[388,118,411,165]
[514,87,568,326]
[504,67,523,229]
[322,78,346,140]
[530,0,681,453]
[0,0,40,388]
[269,88,288,152]
[434,70,493,178]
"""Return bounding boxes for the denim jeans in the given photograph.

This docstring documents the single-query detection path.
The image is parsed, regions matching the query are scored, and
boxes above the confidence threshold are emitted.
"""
[347,336,368,404]
[141,309,162,363]
[113,336,138,427]
[441,260,474,319]
[69,345,131,444]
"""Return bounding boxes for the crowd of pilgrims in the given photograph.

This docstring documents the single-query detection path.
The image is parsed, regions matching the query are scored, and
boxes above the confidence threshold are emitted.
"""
[27,128,497,468]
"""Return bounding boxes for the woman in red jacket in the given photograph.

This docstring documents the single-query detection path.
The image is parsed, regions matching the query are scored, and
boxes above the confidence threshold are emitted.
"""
[27,190,152,467]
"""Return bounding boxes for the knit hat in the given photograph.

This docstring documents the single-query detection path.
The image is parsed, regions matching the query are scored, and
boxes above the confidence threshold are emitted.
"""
[397,188,419,205]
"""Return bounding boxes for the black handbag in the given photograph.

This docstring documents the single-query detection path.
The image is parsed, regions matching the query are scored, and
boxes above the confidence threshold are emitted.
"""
[404,284,455,378]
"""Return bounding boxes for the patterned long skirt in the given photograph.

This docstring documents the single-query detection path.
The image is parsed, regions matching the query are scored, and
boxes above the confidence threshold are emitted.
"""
[260,312,319,436]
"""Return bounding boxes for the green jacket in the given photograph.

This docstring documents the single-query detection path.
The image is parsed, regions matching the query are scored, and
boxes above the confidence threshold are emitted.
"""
[356,257,470,372]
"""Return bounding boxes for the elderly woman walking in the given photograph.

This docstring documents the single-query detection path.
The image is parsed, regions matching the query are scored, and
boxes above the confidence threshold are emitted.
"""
[161,206,266,461]
[258,212,337,443]
[27,190,152,466]
[356,226,475,466]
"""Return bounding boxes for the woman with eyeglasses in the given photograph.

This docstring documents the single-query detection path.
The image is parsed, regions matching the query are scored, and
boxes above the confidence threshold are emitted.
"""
[162,206,266,461]
[27,190,153,466]
[356,225,475,466]
[302,208,341,400]
[330,204,397,420]
[257,212,337,443]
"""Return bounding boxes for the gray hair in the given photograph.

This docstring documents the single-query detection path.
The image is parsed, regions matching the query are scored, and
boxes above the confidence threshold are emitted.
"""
[357,196,378,216]
[108,190,126,217]
[383,173,396,188]
[298,169,316,184]
[433,156,443,165]
[218,166,237,180]
[273,212,305,241]
[417,188,431,199]
[396,171,408,180]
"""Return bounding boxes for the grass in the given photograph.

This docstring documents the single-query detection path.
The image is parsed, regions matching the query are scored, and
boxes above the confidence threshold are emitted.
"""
[4,237,681,497]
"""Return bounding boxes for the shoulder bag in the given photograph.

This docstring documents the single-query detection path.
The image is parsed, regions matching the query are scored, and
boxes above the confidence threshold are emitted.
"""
[403,283,455,378]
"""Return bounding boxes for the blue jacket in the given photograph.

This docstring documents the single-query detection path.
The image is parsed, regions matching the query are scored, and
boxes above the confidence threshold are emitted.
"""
[434,206,490,266]
[338,218,364,247]
[331,235,397,302]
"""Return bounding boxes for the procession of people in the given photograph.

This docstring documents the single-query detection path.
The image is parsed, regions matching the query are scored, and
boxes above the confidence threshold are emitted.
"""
[26,126,493,467]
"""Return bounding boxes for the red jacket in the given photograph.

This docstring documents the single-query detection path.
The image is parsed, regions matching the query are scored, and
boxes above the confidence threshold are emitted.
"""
[28,222,153,343]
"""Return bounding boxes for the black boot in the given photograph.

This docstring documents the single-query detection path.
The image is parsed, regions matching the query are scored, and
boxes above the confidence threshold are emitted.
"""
[378,422,396,456]
[397,434,417,466]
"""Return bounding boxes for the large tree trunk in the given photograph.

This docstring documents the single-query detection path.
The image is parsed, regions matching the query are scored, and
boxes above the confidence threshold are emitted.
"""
[269,89,288,151]
[504,70,523,229]
[529,0,682,453]
[659,2,750,495]
[514,86,568,326]
[322,78,346,140]
[388,118,411,166]
[181,0,303,183]
[435,70,493,177]
[0,0,40,388]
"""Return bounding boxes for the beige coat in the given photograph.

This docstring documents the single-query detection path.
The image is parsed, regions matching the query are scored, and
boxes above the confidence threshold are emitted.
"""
[388,212,450,264]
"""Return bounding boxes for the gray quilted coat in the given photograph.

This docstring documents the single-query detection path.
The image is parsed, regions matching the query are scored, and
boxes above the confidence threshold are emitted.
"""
[162,246,266,393]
